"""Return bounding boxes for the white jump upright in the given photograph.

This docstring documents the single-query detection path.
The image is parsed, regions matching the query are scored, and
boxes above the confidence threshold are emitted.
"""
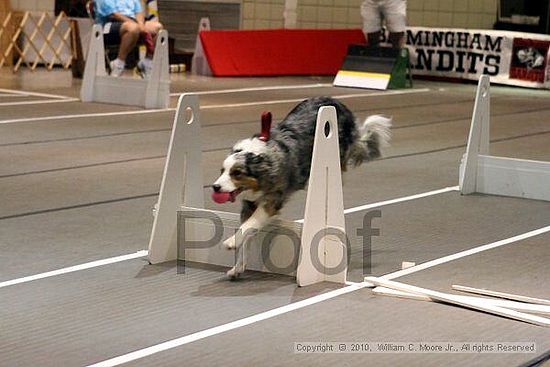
[297,106,347,286]
[80,25,170,109]
[148,94,348,286]
[191,17,212,76]
[148,94,204,264]
[459,75,550,201]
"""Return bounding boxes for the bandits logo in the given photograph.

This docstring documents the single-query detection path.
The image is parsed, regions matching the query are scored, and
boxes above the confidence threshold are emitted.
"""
[516,47,544,69]
[509,38,550,83]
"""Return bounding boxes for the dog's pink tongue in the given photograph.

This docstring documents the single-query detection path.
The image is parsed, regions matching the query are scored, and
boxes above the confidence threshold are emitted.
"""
[211,191,231,204]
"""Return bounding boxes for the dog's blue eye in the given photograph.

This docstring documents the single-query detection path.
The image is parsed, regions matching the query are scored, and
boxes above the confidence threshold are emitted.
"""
[232,169,242,177]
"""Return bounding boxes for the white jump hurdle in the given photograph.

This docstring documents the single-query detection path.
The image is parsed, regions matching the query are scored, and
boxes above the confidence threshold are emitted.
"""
[80,25,170,109]
[148,94,348,286]
[459,75,550,202]
[191,17,212,76]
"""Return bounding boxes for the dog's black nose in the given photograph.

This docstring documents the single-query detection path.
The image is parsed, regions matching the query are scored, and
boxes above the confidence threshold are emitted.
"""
[212,184,221,192]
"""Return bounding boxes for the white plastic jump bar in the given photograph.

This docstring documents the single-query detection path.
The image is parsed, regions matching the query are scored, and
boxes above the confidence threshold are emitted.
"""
[452,284,550,306]
[373,286,550,315]
[365,277,550,327]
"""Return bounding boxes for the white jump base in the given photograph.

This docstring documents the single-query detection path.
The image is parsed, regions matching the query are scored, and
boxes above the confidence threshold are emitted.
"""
[80,25,170,109]
[148,94,348,286]
[179,207,302,277]
[459,75,550,202]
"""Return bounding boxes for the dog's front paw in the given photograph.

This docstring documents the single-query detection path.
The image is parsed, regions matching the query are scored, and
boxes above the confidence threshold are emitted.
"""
[227,264,245,279]
[223,235,241,250]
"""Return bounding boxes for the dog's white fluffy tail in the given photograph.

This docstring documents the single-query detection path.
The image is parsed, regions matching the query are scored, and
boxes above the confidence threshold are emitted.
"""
[348,115,392,167]
[361,115,392,147]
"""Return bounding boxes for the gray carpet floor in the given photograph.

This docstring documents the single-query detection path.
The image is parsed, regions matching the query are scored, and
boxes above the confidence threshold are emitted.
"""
[0,70,549,367]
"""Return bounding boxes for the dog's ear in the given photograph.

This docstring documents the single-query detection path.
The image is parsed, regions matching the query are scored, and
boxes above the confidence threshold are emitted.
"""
[245,152,264,165]
[244,153,270,177]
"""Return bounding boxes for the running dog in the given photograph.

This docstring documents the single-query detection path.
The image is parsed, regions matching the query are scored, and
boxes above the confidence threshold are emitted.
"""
[212,96,391,278]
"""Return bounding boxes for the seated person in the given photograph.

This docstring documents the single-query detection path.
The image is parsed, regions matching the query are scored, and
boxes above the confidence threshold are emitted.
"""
[94,0,163,77]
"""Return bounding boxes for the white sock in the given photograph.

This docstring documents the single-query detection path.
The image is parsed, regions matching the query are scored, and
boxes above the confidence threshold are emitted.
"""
[113,58,125,68]
[141,58,153,68]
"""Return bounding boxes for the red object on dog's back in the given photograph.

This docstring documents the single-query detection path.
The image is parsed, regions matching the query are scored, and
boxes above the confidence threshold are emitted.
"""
[259,112,272,142]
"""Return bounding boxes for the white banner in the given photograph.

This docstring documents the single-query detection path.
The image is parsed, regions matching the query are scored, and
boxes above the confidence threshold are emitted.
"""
[399,27,550,89]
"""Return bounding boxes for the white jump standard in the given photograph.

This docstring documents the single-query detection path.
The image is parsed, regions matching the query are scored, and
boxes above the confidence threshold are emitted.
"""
[367,75,550,328]
[80,25,170,109]
[459,75,550,202]
[148,94,350,286]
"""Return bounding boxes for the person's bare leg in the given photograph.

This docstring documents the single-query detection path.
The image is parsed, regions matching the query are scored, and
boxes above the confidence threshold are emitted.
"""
[389,31,405,48]
[144,20,162,35]
[143,21,162,57]
[117,21,140,61]
[367,31,381,47]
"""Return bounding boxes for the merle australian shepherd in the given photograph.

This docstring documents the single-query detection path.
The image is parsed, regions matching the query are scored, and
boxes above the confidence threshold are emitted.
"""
[212,96,391,278]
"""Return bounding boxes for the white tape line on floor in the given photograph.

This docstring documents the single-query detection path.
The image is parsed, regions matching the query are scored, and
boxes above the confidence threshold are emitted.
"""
[170,83,333,96]
[200,88,431,110]
[0,98,80,107]
[86,282,369,367]
[0,108,174,125]
[379,224,550,282]
[0,88,74,99]
[0,250,148,289]
[0,93,28,98]
[0,185,454,289]
[87,224,550,367]
[295,186,459,223]
[0,88,431,125]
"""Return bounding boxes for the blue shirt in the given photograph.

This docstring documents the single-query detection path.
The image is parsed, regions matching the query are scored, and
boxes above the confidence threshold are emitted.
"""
[95,0,143,25]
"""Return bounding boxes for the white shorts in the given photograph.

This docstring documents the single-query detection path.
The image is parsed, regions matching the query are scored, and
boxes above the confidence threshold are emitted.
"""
[361,0,407,33]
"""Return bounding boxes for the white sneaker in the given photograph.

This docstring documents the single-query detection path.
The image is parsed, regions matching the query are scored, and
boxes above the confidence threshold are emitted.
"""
[137,59,153,79]
[109,60,125,77]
